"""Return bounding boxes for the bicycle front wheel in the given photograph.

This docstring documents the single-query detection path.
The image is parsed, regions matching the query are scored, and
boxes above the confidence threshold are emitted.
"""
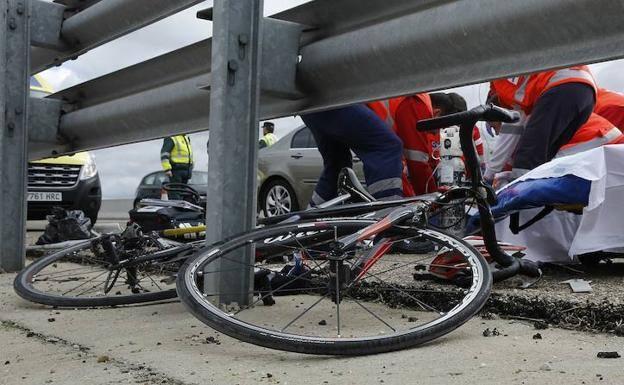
[177,219,491,355]
[15,237,190,307]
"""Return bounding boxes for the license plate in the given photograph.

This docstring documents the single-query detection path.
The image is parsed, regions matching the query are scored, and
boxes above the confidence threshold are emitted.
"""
[27,192,62,202]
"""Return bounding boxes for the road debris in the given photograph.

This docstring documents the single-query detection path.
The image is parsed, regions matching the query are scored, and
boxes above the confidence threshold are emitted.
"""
[534,321,549,330]
[561,279,592,293]
[481,312,499,320]
[97,355,110,363]
[597,351,620,359]
[205,336,221,345]
[482,328,501,337]
[532,333,542,339]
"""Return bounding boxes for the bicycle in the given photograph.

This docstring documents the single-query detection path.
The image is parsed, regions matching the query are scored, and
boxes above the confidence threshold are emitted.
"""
[13,182,207,307]
[12,172,388,307]
[175,104,540,355]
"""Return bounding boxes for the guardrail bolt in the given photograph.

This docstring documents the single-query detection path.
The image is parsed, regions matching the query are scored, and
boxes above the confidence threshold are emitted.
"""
[7,122,15,137]
[228,59,239,86]
[238,34,248,60]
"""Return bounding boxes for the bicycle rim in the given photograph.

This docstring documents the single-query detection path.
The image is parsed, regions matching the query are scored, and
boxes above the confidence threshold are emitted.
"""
[177,219,491,355]
[15,237,185,307]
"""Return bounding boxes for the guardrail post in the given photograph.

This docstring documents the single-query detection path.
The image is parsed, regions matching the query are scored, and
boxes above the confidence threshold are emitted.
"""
[204,0,263,305]
[0,0,30,272]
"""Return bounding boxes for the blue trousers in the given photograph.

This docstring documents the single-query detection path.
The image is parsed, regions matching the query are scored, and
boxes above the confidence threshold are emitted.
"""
[301,104,403,205]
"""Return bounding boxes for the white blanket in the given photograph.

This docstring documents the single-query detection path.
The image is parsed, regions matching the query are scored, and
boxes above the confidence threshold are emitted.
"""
[494,144,624,263]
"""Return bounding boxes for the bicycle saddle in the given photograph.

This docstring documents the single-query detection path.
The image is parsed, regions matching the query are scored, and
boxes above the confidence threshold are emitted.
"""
[337,167,375,203]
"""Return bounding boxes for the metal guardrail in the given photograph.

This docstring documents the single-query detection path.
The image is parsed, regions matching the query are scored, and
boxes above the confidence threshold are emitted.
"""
[29,0,624,159]
[2,0,624,274]
[30,0,203,73]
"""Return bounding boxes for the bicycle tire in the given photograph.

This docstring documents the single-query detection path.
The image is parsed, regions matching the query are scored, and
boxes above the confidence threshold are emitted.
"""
[15,238,187,307]
[177,219,492,355]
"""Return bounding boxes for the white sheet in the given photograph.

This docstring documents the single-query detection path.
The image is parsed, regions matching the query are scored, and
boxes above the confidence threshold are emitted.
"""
[495,144,624,262]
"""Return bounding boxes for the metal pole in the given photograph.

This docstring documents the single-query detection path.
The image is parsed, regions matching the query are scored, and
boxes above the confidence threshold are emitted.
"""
[0,0,30,272]
[205,0,263,305]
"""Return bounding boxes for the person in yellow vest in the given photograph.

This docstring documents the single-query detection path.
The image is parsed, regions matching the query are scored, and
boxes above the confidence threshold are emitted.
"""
[259,122,277,149]
[161,134,193,184]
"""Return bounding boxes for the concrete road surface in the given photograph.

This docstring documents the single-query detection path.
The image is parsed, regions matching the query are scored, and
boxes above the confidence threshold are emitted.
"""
[1,272,623,385]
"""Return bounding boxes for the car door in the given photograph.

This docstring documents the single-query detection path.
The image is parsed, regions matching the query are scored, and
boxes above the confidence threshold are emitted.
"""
[142,172,166,199]
[286,127,323,205]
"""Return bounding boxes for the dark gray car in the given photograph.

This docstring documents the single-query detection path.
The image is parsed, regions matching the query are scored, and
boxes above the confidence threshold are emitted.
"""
[257,126,364,216]
[133,170,208,209]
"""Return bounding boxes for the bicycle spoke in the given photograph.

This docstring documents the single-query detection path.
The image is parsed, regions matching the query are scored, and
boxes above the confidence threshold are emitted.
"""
[142,271,163,291]
[281,293,329,332]
[61,270,109,296]
[201,286,327,298]
[292,234,331,280]
[233,263,329,315]
[36,266,104,278]
[348,295,396,332]
[350,267,441,313]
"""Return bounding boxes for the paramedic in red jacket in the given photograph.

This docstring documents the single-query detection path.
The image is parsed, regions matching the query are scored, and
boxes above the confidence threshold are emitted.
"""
[595,88,624,131]
[490,66,622,177]
[368,92,484,195]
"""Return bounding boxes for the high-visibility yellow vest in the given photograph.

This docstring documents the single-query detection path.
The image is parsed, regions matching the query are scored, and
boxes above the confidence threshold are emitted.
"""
[262,133,277,147]
[162,135,193,170]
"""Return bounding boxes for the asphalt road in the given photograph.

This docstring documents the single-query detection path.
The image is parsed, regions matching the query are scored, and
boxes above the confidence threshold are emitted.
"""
[10,201,624,384]
[1,269,623,385]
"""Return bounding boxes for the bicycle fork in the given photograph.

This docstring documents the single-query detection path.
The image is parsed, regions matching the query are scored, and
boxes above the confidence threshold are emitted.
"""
[326,205,422,304]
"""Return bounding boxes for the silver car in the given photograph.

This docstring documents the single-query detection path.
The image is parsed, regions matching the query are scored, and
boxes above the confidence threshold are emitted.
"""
[257,126,364,216]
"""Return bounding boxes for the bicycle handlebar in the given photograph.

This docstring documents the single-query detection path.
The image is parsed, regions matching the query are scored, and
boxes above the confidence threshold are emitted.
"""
[417,104,520,132]
[416,104,539,281]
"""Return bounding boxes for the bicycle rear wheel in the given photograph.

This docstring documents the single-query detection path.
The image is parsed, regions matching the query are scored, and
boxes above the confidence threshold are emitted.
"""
[15,236,190,307]
[177,219,491,355]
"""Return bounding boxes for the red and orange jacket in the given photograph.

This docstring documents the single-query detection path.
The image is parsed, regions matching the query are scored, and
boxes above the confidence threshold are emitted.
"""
[490,66,623,157]
[368,94,484,196]
[595,88,624,132]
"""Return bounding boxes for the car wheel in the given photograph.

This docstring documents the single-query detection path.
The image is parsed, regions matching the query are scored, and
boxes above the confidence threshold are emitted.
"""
[86,212,98,226]
[260,179,299,217]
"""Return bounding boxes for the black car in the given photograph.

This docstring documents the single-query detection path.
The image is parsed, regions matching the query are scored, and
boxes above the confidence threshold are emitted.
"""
[133,170,208,209]
[27,152,102,224]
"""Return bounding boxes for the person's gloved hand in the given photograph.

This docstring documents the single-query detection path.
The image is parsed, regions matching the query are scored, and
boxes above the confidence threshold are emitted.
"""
[492,171,513,190]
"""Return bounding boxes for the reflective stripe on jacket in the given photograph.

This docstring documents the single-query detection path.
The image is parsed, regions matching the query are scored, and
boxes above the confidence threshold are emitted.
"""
[491,66,597,114]
[556,114,623,158]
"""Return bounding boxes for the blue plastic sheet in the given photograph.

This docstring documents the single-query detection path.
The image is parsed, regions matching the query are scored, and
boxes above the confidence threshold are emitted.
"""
[467,175,591,233]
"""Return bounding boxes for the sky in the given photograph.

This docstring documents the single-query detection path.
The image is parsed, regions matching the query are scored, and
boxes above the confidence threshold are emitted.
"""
[39,0,624,198]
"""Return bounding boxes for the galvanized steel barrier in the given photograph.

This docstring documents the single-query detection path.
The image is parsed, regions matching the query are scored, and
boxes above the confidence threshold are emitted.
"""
[1,0,624,302]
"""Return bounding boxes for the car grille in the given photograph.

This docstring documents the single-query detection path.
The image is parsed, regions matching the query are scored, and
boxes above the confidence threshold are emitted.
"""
[28,164,82,188]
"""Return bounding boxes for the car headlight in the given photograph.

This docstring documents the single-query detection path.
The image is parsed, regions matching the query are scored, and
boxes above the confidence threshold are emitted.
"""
[79,153,98,180]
